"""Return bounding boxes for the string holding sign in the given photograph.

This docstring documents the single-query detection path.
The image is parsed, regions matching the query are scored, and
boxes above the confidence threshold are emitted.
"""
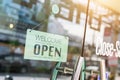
[29,19,48,32]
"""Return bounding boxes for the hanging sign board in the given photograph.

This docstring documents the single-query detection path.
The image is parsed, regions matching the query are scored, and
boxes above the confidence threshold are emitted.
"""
[24,29,69,62]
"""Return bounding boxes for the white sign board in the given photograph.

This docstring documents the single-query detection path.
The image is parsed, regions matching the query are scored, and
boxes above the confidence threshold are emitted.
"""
[24,29,69,62]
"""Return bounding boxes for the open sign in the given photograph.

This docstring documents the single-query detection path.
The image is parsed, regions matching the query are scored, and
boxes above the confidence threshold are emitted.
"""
[24,29,69,62]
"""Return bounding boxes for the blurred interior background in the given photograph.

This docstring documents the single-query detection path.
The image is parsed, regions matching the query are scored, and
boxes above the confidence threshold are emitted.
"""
[0,0,120,80]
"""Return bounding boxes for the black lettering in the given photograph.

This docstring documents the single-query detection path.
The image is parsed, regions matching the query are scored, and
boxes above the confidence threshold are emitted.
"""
[34,44,40,55]
[35,35,40,40]
[49,46,54,57]
[41,36,45,42]
[41,45,48,55]
[55,47,61,57]
[35,35,45,41]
